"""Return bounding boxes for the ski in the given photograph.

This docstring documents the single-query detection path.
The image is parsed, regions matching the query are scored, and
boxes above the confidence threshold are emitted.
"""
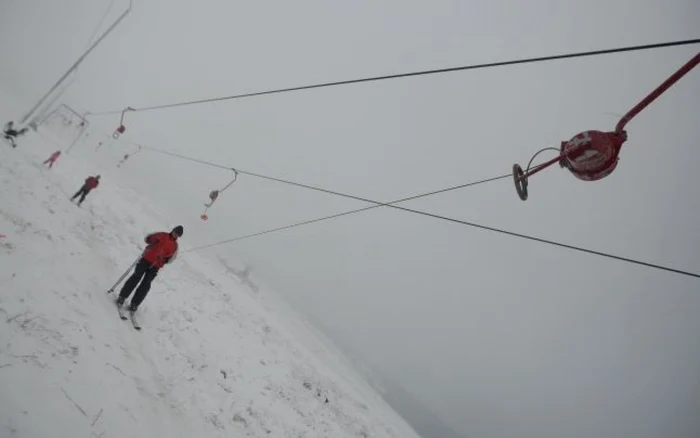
[116,301,141,330]
[116,301,128,320]
[129,311,142,330]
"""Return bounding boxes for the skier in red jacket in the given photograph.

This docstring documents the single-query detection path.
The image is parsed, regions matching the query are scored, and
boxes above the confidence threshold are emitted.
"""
[71,175,100,206]
[117,226,183,312]
[43,150,61,168]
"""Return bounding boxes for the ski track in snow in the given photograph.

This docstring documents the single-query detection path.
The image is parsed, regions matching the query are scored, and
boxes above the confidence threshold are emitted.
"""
[0,115,419,437]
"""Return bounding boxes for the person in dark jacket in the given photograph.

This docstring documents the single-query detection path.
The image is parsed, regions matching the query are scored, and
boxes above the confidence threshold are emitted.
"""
[117,226,183,312]
[3,121,28,148]
[71,175,100,206]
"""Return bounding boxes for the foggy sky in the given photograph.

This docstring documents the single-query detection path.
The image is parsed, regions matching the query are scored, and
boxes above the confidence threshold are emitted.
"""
[2,1,700,437]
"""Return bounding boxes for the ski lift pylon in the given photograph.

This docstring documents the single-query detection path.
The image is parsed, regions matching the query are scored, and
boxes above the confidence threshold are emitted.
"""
[512,52,699,201]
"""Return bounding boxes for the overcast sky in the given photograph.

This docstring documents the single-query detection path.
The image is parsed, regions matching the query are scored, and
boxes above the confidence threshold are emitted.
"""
[2,1,700,437]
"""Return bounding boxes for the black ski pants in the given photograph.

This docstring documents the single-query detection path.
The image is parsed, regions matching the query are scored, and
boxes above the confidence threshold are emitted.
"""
[71,186,92,204]
[119,258,159,309]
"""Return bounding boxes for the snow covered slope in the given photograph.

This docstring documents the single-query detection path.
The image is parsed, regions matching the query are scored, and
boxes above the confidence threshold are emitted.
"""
[0,121,419,437]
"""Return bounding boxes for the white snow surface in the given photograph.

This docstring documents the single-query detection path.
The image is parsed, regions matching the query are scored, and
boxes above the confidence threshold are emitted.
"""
[0,110,419,436]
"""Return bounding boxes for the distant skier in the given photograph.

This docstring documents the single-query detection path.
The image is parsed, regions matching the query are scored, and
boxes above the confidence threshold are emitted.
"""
[3,121,28,148]
[43,150,61,168]
[71,175,100,206]
[117,226,184,312]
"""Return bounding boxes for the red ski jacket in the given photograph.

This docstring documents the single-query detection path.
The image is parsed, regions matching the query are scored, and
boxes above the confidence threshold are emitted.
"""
[142,232,179,269]
[84,176,100,190]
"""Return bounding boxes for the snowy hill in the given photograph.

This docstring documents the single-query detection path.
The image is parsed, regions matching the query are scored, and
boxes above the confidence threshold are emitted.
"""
[0,119,420,437]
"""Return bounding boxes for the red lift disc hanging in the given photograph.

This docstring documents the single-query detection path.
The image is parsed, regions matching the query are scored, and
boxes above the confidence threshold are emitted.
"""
[112,107,134,139]
[559,130,626,181]
[512,52,699,201]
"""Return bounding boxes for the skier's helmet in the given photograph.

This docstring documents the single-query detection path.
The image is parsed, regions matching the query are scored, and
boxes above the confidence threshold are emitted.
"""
[172,225,184,237]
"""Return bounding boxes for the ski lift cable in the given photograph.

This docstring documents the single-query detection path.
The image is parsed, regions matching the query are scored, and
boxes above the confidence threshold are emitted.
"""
[77,128,700,279]
[133,143,511,208]
[122,144,700,281]
[220,168,239,192]
[122,144,700,279]
[185,194,700,280]
[85,0,118,51]
[183,172,513,252]
[101,129,508,213]
[88,39,700,116]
